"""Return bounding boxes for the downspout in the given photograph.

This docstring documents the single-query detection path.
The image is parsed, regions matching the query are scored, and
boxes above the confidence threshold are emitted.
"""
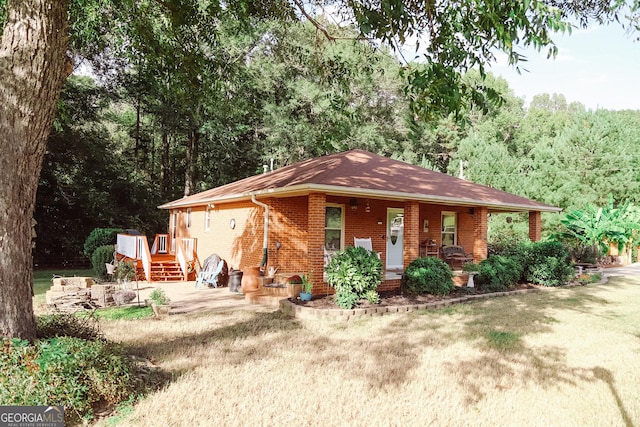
[251,194,269,268]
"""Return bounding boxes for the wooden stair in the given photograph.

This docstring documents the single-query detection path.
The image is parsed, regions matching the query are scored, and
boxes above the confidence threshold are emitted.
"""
[149,260,184,282]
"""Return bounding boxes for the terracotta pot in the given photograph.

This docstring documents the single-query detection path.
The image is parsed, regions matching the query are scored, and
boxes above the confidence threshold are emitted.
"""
[151,303,171,318]
[241,266,262,292]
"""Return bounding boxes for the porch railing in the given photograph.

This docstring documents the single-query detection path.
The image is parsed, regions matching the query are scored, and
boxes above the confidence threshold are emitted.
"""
[116,233,152,281]
[150,234,169,254]
[117,233,197,282]
[175,237,197,280]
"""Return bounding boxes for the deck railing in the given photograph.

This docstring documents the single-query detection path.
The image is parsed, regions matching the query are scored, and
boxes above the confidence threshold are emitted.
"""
[151,234,169,254]
[116,234,152,281]
[117,233,197,282]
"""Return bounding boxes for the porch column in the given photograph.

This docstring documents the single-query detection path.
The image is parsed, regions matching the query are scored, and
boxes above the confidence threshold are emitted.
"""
[307,193,326,292]
[473,206,488,262]
[403,200,420,269]
[529,211,542,242]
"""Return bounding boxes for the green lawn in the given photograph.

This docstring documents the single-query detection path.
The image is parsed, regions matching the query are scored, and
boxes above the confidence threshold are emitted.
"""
[96,276,640,426]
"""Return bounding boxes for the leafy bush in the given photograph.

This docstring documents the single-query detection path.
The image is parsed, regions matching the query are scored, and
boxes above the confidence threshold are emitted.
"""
[83,228,123,259]
[401,257,454,296]
[521,241,574,287]
[115,260,136,282]
[475,255,522,292]
[92,245,116,280]
[489,240,573,287]
[36,312,101,341]
[364,289,381,305]
[325,246,382,309]
[3,314,144,424]
[0,337,141,424]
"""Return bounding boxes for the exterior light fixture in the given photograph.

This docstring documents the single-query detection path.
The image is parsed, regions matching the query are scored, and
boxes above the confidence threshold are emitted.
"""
[365,201,371,213]
[350,198,358,211]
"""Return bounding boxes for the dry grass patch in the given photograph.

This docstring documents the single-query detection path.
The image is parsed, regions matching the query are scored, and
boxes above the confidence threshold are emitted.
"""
[97,278,640,426]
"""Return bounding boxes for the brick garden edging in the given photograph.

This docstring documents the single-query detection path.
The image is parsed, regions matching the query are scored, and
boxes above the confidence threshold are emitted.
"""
[278,287,543,321]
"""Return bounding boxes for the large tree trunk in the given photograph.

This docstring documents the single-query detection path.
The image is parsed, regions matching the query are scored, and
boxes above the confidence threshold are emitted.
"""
[0,0,70,340]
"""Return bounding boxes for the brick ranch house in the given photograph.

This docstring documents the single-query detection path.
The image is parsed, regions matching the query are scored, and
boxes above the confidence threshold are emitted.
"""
[157,149,561,293]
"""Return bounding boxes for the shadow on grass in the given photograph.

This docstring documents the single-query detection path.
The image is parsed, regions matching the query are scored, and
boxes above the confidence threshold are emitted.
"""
[370,280,636,416]
[113,278,639,426]
[593,366,635,427]
[125,310,303,376]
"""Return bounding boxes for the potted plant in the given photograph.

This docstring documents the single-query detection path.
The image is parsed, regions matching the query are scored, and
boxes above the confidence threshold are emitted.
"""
[462,262,480,288]
[149,288,171,317]
[299,274,312,301]
[286,275,303,298]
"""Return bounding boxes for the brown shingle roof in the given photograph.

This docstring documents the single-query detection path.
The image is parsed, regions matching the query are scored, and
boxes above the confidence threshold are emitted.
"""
[159,149,560,212]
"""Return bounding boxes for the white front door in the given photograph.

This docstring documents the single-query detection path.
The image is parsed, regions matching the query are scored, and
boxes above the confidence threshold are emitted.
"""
[386,208,404,270]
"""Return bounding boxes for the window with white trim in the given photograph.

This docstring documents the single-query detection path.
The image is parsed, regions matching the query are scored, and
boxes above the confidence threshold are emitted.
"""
[441,212,456,246]
[325,205,343,250]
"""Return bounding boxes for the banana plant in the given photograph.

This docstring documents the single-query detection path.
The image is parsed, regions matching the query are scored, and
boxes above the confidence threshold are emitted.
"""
[552,195,640,260]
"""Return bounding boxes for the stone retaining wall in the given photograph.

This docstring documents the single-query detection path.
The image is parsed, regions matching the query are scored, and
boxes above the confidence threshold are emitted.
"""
[279,288,542,321]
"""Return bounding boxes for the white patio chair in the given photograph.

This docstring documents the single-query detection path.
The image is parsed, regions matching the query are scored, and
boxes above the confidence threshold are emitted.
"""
[195,259,225,289]
[354,237,381,259]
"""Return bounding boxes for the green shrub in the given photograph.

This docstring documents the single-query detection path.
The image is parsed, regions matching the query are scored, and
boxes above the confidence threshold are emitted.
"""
[83,228,123,259]
[325,246,382,309]
[116,260,136,282]
[475,255,522,292]
[522,241,574,287]
[0,337,141,425]
[92,245,116,280]
[489,240,573,287]
[364,289,380,305]
[401,257,454,296]
[36,312,101,341]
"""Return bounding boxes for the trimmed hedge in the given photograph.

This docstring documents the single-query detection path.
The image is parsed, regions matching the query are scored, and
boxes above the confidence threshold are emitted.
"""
[401,257,454,296]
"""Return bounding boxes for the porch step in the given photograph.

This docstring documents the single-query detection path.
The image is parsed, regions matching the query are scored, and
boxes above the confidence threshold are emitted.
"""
[243,290,287,307]
[243,276,301,307]
[150,261,184,282]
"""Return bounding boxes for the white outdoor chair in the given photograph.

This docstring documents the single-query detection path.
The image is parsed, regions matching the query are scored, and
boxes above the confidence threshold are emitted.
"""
[195,259,225,289]
[354,237,381,259]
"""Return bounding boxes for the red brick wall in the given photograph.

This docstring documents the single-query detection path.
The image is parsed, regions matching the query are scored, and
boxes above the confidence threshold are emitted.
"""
[529,211,542,242]
[337,196,392,263]
[404,200,420,269]
[307,193,326,292]
[268,196,309,274]
[473,206,488,262]
[179,201,266,270]
[171,196,492,292]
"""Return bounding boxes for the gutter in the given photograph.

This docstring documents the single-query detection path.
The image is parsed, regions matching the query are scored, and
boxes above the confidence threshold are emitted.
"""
[250,194,269,268]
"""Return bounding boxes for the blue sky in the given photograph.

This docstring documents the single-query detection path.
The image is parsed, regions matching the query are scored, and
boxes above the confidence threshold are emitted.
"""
[489,23,640,111]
